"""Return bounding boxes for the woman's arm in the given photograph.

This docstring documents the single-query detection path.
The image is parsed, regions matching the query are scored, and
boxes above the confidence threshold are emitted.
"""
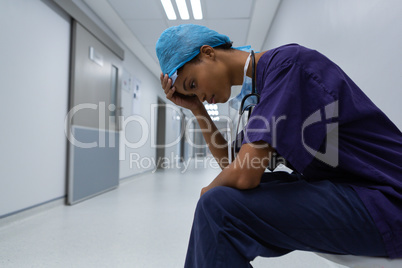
[161,73,229,169]
[201,141,273,196]
[192,106,229,169]
[167,96,230,169]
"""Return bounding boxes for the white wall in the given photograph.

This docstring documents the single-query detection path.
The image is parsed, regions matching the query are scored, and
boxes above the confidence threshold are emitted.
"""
[0,0,70,217]
[263,0,402,130]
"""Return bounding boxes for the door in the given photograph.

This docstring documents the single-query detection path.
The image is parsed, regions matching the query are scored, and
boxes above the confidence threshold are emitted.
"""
[156,98,166,169]
[180,110,185,162]
[67,21,122,204]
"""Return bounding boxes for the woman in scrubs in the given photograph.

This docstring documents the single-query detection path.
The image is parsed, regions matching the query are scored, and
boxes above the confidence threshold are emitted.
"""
[156,24,402,267]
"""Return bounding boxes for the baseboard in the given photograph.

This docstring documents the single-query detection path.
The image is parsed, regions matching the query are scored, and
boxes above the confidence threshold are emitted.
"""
[0,196,65,228]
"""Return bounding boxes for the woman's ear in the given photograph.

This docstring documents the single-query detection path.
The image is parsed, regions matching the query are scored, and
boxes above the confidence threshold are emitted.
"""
[199,45,215,60]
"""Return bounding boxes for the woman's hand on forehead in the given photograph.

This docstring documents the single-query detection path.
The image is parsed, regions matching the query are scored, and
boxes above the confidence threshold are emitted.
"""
[160,73,202,112]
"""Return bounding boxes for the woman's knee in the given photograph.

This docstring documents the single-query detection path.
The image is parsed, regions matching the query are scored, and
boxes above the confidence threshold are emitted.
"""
[195,186,240,221]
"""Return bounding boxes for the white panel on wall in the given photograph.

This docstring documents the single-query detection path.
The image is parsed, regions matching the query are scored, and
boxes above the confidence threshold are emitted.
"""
[262,0,402,130]
[0,0,70,216]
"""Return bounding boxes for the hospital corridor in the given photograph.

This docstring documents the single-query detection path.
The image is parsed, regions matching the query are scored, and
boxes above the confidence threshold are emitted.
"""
[1,0,402,267]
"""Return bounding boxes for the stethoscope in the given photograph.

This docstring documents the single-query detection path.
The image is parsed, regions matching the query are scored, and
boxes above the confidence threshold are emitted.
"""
[232,50,261,159]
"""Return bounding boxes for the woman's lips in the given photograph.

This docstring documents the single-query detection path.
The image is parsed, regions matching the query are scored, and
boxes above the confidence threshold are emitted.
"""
[210,95,216,104]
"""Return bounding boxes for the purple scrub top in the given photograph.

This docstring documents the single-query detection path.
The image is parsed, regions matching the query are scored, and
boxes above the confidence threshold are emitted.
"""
[243,44,402,258]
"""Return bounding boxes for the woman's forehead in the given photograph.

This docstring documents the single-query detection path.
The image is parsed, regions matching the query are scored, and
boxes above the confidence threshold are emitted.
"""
[177,59,203,78]
[174,64,192,86]
[172,73,186,92]
[173,58,206,87]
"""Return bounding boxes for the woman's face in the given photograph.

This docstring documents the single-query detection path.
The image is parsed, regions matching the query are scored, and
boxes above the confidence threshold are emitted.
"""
[172,52,232,104]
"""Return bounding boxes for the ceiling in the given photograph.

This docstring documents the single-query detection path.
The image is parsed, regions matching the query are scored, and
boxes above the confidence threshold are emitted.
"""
[82,0,281,79]
[108,0,253,62]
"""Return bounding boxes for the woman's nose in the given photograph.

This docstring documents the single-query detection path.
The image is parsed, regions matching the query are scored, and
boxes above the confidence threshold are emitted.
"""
[197,93,206,103]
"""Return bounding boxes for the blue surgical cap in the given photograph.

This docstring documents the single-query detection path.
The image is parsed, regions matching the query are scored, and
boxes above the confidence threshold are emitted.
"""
[156,24,231,84]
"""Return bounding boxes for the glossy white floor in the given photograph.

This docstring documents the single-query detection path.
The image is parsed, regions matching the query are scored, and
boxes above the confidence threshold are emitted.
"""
[0,160,344,268]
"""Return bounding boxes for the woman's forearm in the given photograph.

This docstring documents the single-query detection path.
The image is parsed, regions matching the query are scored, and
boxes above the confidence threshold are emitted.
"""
[201,142,272,196]
[192,105,229,169]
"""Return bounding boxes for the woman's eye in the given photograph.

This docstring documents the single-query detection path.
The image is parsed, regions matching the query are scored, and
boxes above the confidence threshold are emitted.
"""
[190,81,196,89]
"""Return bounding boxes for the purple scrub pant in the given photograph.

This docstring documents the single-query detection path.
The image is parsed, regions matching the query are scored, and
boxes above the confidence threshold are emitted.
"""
[184,172,387,268]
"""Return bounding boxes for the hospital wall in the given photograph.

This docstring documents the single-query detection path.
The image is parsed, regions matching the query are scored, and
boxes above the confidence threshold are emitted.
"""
[0,0,180,217]
[0,0,70,217]
[263,0,402,131]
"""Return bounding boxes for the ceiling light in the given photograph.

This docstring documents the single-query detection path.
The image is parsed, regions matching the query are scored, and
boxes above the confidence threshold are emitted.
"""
[161,0,177,20]
[175,0,190,20]
[190,0,203,20]
[211,116,220,122]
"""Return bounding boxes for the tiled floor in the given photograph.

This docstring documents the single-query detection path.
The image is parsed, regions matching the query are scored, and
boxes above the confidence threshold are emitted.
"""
[0,161,343,268]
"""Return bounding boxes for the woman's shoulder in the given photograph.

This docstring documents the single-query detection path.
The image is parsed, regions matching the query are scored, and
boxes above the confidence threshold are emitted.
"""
[258,44,302,72]
[258,44,331,75]
[261,43,319,64]
[268,43,303,54]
